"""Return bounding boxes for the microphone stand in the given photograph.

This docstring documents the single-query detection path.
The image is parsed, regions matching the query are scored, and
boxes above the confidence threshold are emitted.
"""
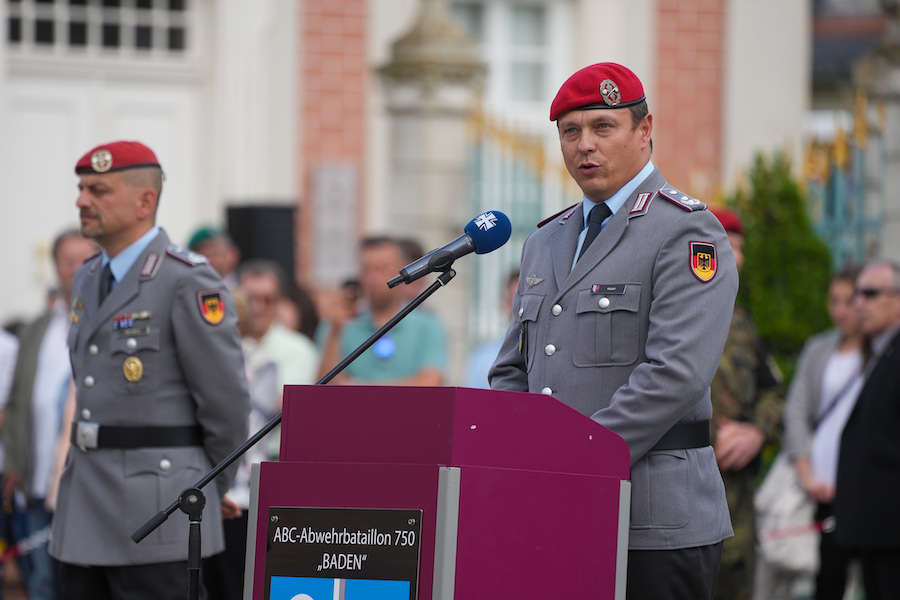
[132,268,457,600]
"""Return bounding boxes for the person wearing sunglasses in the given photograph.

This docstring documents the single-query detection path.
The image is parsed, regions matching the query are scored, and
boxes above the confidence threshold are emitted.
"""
[834,260,900,600]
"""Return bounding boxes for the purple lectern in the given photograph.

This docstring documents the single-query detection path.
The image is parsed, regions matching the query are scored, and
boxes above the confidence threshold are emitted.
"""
[244,386,631,600]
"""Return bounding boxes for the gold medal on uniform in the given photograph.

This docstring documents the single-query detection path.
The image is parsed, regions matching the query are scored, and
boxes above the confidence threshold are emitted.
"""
[123,356,143,382]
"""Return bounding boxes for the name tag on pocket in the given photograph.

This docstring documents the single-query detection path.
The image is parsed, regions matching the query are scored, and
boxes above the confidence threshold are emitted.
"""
[591,284,626,295]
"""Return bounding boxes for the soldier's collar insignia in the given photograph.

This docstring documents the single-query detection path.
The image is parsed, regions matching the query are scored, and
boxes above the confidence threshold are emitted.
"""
[526,274,544,288]
[536,203,578,228]
[690,241,717,283]
[197,289,225,325]
[140,253,162,279]
[629,192,654,218]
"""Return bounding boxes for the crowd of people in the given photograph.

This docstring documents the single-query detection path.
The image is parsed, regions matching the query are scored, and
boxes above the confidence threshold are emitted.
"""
[0,62,898,600]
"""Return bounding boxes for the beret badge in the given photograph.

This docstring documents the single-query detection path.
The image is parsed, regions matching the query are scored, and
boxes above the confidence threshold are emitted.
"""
[90,149,113,173]
[599,79,620,106]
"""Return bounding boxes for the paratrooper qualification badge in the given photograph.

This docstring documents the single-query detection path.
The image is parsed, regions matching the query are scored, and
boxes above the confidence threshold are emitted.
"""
[123,356,143,382]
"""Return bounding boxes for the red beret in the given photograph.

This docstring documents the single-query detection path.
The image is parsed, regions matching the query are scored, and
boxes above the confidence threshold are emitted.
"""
[549,62,646,121]
[75,140,160,175]
[710,207,744,235]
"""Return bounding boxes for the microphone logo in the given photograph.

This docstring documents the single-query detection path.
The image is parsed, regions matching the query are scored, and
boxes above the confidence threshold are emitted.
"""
[474,211,499,231]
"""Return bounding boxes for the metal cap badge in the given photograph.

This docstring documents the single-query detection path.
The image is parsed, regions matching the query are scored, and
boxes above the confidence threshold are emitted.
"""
[90,149,113,173]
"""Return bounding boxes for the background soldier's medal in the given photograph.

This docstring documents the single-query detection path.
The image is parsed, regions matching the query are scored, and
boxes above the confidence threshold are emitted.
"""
[599,79,621,106]
[197,289,225,325]
[70,311,79,323]
[90,149,113,172]
[690,241,718,282]
[123,356,143,382]
[114,314,134,329]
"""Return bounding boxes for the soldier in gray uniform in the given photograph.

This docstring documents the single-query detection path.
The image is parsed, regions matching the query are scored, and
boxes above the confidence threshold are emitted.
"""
[54,140,250,599]
[490,63,738,599]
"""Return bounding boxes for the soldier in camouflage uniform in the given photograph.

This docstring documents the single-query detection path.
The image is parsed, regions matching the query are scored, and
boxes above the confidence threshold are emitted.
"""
[709,208,783,600]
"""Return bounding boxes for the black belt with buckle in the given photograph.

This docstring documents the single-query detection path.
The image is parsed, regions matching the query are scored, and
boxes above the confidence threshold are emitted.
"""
[651,420,710,451]
[72,422,204,450]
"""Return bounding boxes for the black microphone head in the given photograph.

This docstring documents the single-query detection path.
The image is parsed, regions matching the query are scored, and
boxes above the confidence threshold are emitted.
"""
[464,211,512,254]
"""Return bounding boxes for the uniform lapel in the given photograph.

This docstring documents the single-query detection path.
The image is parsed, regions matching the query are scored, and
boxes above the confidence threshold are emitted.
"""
[78,257,103,330]
[557,168,666,298]
[82,230,169,340]
[550,204,583,290]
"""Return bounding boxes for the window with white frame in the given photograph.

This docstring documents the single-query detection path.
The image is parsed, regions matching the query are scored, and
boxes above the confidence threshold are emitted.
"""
[450,0,569,113]
[7,0,190,57]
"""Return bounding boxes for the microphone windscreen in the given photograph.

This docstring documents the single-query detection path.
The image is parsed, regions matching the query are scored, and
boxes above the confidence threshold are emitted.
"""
[464,211,512,254]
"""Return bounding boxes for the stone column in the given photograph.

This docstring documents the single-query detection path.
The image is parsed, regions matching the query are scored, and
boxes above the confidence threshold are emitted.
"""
[854,2,900,260]
[378,0,486,379]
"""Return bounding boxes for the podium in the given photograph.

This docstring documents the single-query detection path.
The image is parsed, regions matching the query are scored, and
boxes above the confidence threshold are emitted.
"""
[244,386,631,600]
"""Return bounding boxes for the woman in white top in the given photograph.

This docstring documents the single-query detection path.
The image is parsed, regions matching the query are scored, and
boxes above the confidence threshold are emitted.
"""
[783,267,865,600]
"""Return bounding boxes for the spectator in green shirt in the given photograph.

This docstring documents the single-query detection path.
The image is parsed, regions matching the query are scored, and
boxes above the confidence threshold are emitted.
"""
[319,236,447,385]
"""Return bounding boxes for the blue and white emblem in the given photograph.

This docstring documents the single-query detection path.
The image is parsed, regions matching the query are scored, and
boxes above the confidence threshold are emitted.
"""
[474,212,498,231]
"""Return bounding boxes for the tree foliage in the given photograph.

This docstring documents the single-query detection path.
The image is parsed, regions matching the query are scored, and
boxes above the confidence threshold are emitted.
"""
[725,152,833,379]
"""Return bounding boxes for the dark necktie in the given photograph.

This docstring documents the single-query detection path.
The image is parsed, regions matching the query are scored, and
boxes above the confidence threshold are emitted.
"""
[99,263,115,304]
[576,202,613,262]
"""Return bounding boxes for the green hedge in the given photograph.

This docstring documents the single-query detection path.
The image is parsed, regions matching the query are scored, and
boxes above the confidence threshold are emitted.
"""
[725,152,833,382]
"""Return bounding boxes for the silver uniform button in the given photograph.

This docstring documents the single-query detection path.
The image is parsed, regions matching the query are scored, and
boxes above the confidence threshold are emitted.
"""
[84,375,95,388]
[88,344,99,355]
[126,338,137,351]
[81,409,91,420]
[518,307,524,317]
[541,387,553,395]
[159,458,172,471]
[544,344,556,356]
[552,304,562,316]
[598,297,611,309]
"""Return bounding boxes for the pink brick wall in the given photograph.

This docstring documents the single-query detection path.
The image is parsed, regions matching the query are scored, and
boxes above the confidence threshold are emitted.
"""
[298,0,367,281]
[654,0,725,200]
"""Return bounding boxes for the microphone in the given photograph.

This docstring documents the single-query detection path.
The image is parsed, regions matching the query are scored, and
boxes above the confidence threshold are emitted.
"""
[388,210,512,287]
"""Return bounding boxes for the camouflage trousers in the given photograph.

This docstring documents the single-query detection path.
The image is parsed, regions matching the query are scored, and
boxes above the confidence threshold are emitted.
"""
[715,468,758,600]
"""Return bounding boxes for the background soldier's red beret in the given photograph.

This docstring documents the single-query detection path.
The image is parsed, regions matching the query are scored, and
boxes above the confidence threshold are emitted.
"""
[75,140,161,175]
[710,207,744,235]
[549,62,646,121]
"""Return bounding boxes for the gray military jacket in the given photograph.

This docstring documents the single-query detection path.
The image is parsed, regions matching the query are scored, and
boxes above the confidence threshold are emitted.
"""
[51,229,250,566]
[490,168,738,550]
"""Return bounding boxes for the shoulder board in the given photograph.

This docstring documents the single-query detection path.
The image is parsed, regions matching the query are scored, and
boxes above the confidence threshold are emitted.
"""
[83,251,101,265]
[657,186,706,212]
[537,203,579,228]
[166,244,208,267]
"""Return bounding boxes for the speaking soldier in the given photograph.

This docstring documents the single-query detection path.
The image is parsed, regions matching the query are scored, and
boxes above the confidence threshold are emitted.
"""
[490,63,738,599]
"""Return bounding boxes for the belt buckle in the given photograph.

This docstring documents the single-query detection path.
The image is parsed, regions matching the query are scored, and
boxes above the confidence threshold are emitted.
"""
[75,421,99,451]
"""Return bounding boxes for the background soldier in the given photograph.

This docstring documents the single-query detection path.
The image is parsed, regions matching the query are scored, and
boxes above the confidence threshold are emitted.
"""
[55,140,250,600]
[709,207,783,600]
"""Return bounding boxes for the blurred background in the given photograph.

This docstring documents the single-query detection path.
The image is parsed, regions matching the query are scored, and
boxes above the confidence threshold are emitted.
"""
[1,0,895,380]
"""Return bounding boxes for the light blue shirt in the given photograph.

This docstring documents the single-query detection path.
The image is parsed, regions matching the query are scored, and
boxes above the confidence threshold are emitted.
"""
[101,226,160,288]
[571,160,656,271]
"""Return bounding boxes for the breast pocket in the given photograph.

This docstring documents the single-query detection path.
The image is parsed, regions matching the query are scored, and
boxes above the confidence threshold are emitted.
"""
[518,294,544,370]
[573,284,641,367]
[111,330,160,394]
